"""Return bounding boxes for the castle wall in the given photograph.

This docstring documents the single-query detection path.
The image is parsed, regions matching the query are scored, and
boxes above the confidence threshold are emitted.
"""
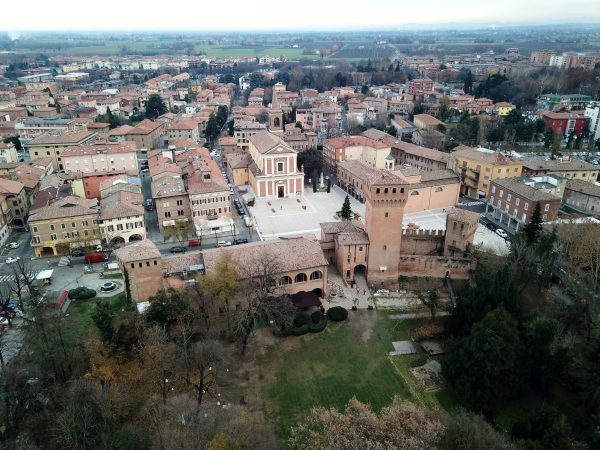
[398,255,475,279]
[400,228,445,255]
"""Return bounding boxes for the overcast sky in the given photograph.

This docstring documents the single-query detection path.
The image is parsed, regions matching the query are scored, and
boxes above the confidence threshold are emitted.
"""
[3,0,600,31]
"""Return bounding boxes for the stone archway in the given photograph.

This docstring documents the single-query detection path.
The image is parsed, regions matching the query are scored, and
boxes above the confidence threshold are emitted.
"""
[110,236,126,246]
[129,234,143,242]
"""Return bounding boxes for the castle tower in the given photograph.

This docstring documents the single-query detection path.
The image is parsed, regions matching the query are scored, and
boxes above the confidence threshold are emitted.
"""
[364,172,408,285]
[269,109,284,133]
[443,208,480,257]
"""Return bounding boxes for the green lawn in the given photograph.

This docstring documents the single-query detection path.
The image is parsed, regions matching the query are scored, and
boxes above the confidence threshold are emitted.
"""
[66,293,126,341]
[259,311,455,436]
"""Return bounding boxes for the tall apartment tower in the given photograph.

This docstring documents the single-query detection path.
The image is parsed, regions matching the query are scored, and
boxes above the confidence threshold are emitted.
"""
[364,172,408,284]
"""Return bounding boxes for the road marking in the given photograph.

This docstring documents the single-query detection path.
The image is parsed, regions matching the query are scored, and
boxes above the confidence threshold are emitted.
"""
[0,272,40,283]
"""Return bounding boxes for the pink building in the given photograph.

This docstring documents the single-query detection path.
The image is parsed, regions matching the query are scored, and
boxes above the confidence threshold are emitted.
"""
[62,141,139,174]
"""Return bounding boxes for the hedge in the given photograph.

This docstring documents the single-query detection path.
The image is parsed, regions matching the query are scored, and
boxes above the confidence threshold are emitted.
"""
[294,313,310,327]
[68,287,97,300]
[326,306,348,322]
[308,319,327,333]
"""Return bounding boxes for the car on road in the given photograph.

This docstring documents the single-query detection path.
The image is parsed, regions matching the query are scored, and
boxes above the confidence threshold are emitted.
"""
[100,282,117,292]
[485,222,496,231]
[188,239,201,247]
[7,242,20,249]
[495,229,508,239]
[6,256,20,264]
[170,246,187,253]
[145,199,154,211]
[216,241,232,247]
[71,250,85,257]
[233,238,248,245]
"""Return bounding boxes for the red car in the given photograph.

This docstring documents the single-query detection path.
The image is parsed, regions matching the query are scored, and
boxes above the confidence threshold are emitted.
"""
[188,239,201,248]
[84,252,109,264]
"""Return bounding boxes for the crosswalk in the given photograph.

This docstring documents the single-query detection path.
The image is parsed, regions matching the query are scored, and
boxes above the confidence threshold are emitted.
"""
[0,272,40,283]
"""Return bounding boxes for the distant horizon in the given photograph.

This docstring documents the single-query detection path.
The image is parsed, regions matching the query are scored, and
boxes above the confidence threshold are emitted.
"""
[3,0,600,32]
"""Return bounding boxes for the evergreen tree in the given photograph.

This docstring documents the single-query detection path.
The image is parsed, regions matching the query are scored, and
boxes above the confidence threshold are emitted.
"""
[523,202,543,244]
[124,268,132,303]
[91,300,114,344]
[144,93,167,119]
[544,129,554,149]
[463,70,473,94]
[340,195,352,220]
[204,114,220,143]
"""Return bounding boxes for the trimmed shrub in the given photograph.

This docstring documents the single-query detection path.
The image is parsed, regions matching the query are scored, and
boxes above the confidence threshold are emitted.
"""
[294,313,310,327]
[68,287,97,300]
[326,306,348,322]
[308,319,327,333]
[311,310,325,324]
[410,355,428,368]
[291,324,309,336]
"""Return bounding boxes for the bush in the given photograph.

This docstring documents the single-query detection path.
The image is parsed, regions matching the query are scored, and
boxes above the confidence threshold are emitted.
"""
[311,310,325,324]
[291,324,309,336]
[294,313,310,327]
[68,287,97,300]
[326,306,348,322]
[308,319,327,333]
[410,355,428,367]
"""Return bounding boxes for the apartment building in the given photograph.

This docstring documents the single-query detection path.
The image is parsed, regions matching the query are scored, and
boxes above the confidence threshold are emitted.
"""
[449,146,523,198]
[0,142,18,163]
[62,141,139,174]
[234,120,266,151]
[100,199,146,245]
[521,156,598,181]
[124,119,164,150]
[0,194,11,245]
[564,179,600,217]
[0,178,29,228]
[324,136,393,174]
[391,141,450,172]
[165,119,201,142]
[282,128,317,151]
[151,176,191,233]
[26,129,98,171]
[488,177,562,230]
[28,196,101,257]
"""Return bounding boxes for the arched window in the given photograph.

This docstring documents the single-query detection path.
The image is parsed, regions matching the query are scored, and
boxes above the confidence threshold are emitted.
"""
[310,270,323,280]
[295,273,307,283]
[410,190,419,196]
[435,187,443,192]
[279,276,292,285]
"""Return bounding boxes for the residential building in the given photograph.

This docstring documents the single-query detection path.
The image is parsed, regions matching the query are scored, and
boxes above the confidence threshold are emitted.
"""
[391,141,450,172]
[323,136,393,175]
[62,141,139,174]
[282,128,317,151]
[114,239,164,303]
[0,142,18,163]
[224,151,252,186]
[563,179,600,217]
[408,78,434,96]
[0,194,11,245]
[487,177,562,230]
[0,178,29,227]
[165,119,201,142]
[28,196,101,257]
[585,101,600,142]
[449,146,523,198]
[26,130,98,171]
[151,176,191,233]
[413,113,443,131]
[123,119,164,150]
[234,120,266,151]
[541,110,589,136]
[538,94,592,112]
[100,198,146,245]
[248,131,304,198]
[520,156,598,181]
[494,102,516,116]
[530,50,556,65]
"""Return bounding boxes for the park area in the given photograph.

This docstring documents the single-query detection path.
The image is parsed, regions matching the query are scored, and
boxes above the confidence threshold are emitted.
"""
[243,311,456,437]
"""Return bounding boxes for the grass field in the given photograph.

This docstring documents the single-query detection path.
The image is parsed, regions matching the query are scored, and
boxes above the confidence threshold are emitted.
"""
[257,311,455,437]
[67,293,126,340]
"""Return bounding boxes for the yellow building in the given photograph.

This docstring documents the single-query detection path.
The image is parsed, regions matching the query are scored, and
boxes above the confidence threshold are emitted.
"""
[449,146,523,198]
[495,102,515,116]
[28,196,101,257]
[225,151,252,186]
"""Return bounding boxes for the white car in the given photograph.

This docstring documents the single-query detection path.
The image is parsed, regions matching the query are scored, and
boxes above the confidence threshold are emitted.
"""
[216,241,232,247]
[495,229,508,239]
[7,242,20,249]
[6,256,20,264]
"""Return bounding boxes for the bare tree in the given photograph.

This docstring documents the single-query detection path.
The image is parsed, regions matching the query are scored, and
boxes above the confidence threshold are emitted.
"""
[413,278,441,320]
[11,259,38,298]
[163,222,192,247]
[201,253,239,336]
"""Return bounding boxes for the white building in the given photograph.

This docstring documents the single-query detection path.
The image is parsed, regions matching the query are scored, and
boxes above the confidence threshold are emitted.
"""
[62,142,138,174]
[0,142,19,163]
[585,101,600,142]
[100,201,146,245]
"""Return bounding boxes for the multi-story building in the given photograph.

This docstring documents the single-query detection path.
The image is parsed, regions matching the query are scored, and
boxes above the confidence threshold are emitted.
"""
[28,196,101,257]
[323,136,393,175]
[62,141,139,174]
[408,78,434,96]
[391,141,450,172]
[151,175,191,233]
[26,130,98,171]
[123,119,164,150]
[487,177,562,230]
[248,131,304,198]
[585,101,600,142]
[165,119,201,142]
[530,50,556,65]
[494,102,516,116]
[15,117,80,146]
[0,142,19,163]
[99,198,146,245]
[541,110,589,136]
[563,179,600,217]
[0,178,29,228]
[412,113,443,131]
[234,120,266,151]
[282,128,317,151]
[449,146,523,198]
[0,194,11,245]
[537,94,592,112]
[521,156,598,181]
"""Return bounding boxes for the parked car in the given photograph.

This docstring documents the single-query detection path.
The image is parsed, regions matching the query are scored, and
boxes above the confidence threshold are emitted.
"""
[141,168,150,174]
[84,252,108,264]
[495,229,508,239]
[6,256,20,264]
[233,238,248,245]
[188,239,201,247]
[7,242,20,249]
[145,199,154,211]
[170,246,187,253]
[71,250,85,257]
[100,282,117,292]
[216,241,232,247]
[485,222,496,231]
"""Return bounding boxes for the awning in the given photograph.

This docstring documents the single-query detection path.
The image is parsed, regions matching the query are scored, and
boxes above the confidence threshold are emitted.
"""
[35,269,54,280]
